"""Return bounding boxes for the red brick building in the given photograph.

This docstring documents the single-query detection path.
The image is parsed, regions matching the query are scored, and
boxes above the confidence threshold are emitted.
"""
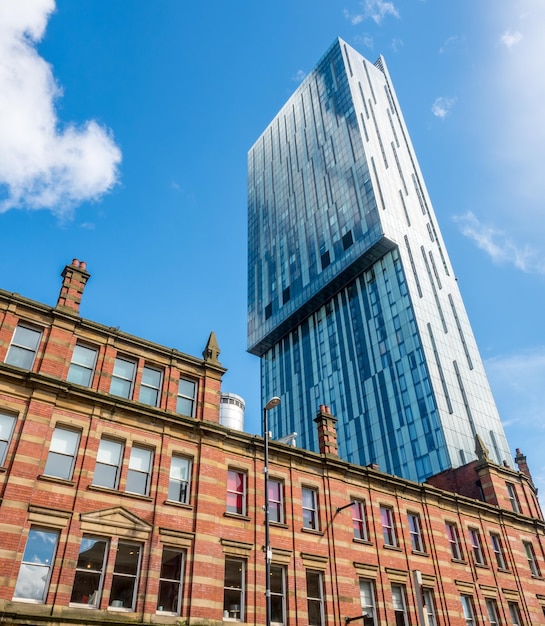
[0,260,544,626]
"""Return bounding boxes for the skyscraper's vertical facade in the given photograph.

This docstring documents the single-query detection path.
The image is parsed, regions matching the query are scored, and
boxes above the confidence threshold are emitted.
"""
[248,38,510,482]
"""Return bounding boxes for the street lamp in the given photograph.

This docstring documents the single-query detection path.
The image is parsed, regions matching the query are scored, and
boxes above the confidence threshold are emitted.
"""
[263,396,281,626]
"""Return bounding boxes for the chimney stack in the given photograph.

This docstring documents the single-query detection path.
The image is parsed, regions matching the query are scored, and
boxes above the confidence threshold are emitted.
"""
[56,259,90,315]
[515,448,533,483]
[314,405,338,456]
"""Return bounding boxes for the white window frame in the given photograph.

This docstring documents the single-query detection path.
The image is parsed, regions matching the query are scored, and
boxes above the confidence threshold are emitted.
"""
[461,595,475,626]
[380,506,396,547]
[446,522,462,560]
[408,512,424,552]
[223,557,245,621]
[126,445,153,495]
[168,455,192,504]
[490,533,507,569]
[508,601,522,626]
[269,478,284,524]
[469,528,485,565]
[43,426,80,480]
[486,598,500,626]
[270,564,286,626]
[69,536,109,608]
[109,541,142,611]
[359,579,377,626]
[392,584,408,626]
[523,541,540,576]
[6,323,42,370]
[157,548,184,615]
[302,487,319,531]
[13,527,59,603]
[0,411,16,466]
[93,438,124,489]
[139,364,162,407]
[352,501,368,541]
[227,469,247,516]
[176,378,197,416]
[507,483,520,513]
[423,589,437,626]
[306,569,325,626]
[67,343,97,387]
[110,356,137,399]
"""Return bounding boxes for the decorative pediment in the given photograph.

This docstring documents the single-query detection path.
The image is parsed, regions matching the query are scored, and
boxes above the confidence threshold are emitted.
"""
[79,507,152,540]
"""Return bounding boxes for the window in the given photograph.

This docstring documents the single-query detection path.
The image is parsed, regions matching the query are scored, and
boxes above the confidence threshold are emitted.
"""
[227,469,246,515]
[223,558,245,620]
[43,427,80,480]
[490,533,507,569]
[93,438,124,489]
[380,506,396,547]
[507,483,520,513]
[139,365,162,407]
[0,411,16,465]
[126,446,153,495]
[168,455,191,504]
[13,528,59,602]
[508,602,522,626]
[352,501,368,541]
[359,579,377,626]
[177,378,197,416]
[446,522,462,560]
[461,595,475,626]
[392,585,408,626]
[408,513,424,552]
[486,598,500,626]
[270,564,286,625]
[5,324,41,369]
[109,542,141,610]
[423,589,437,626]
[306,570,324,626]
[269,479,284,524]
[157,548,184,614]
[69,536,108,607]
[302,487,319,530]
[67,344,97,387]
[110,357,136,399]
[469,528,485,565]
[523,541,540,576]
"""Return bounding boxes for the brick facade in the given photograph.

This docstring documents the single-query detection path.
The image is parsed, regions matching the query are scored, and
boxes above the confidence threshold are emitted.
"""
[0,263,544,626]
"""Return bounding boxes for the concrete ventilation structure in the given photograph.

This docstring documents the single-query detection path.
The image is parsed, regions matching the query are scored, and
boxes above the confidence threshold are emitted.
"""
[0,261,544,626]
[219,392,245,431]
[248,38,511,482]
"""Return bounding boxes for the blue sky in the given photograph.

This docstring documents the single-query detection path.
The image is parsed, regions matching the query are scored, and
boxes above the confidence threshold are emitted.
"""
[1,0,544,496]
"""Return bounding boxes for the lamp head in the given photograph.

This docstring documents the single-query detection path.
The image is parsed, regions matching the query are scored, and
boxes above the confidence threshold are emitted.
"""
[264,397,281,411]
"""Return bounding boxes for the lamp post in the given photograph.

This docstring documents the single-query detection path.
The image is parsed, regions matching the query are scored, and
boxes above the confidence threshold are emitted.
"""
[263,396,281,626]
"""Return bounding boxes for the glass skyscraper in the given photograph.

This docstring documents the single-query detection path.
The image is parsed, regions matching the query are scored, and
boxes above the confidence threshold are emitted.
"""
[247,38,511,482]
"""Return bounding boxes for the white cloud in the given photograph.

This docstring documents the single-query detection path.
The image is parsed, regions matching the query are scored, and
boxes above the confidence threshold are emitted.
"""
[292,69,306,82]
[431,96,456,118]
[471,1,545,234]
[453,211,545,275]
[500,30,523,48]
[0,0,121,217]
[345,0,400,25]
[354,34,374,49]
[439,35,461,54]
[389,37,403,53]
